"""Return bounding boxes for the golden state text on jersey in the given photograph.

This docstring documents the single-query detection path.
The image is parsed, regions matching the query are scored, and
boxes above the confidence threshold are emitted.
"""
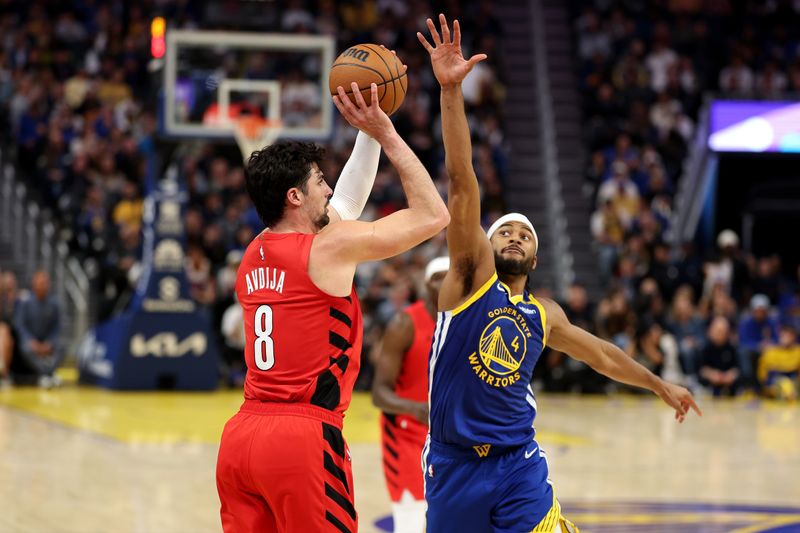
[428,273,547,448]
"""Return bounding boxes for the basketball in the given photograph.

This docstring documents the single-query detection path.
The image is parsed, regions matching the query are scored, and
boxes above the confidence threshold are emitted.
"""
[329,44,407,116]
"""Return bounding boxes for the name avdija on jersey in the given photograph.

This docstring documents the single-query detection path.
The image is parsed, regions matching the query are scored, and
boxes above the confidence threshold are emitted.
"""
[245,266,286,295]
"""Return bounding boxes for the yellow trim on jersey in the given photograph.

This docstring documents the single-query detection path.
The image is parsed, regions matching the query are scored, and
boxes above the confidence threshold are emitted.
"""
[452,273,499,316]
[530,493,579,532]
[529,295,548,347]
[498,280,524,304]
[497,281,548,346]
[531,494,562,532]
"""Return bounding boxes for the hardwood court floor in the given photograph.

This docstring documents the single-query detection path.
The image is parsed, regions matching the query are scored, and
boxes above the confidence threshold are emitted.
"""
[1,382,799,533]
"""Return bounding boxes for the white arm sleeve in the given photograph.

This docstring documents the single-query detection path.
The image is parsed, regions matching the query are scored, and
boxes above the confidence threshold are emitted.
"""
[329,130,381,220]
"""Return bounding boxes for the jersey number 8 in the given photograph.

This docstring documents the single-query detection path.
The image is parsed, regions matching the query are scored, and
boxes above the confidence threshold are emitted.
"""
[254,304,275,370]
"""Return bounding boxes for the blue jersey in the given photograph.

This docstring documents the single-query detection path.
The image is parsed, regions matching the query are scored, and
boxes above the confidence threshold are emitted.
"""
[429,272,547,449]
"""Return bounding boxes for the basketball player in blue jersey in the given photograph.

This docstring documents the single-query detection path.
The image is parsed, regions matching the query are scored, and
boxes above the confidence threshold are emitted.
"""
[418,15,701,532]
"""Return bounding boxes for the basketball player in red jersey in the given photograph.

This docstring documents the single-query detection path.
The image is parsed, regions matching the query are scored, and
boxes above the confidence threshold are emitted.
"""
[215,80,450,533]
[372,256,449,533]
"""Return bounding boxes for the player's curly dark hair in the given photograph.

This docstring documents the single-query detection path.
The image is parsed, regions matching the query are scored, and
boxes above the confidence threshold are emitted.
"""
[244,140,326,228]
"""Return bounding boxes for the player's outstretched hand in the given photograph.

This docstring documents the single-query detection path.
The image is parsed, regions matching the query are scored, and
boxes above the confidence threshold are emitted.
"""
[417,13,487,87]
[656,381,702,423]
[332,81,395,143]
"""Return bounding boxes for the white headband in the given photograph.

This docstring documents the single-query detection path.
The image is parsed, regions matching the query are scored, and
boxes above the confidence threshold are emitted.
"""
[487,213,539,254]
[424,256,450,282]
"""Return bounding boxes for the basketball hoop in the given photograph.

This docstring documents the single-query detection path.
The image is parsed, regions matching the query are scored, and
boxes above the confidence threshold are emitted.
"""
[233,116,283,162]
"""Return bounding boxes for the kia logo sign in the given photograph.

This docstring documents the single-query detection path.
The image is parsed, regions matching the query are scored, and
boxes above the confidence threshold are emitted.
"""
[130,332,207,357]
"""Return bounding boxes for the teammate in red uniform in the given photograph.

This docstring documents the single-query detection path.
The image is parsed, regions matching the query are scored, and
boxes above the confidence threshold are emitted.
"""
[215,81,450,533]
[372,256,449,533]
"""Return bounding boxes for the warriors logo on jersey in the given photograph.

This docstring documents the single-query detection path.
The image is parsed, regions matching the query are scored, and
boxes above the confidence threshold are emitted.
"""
[469,304,533,388]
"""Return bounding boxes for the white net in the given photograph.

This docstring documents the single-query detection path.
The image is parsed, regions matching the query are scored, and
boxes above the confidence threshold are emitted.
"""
[233,117,283,163]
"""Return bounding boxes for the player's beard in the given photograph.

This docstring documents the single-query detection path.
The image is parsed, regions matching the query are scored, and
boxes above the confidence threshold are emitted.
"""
[314,204,330,230]
[494,250,534,276]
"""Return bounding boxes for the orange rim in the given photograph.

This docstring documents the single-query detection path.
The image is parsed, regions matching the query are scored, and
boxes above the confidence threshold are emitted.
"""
[235,116,281,139]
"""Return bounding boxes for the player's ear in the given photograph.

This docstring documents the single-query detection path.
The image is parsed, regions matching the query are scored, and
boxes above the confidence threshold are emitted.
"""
[530,255,538,272]
[286,187,303,207]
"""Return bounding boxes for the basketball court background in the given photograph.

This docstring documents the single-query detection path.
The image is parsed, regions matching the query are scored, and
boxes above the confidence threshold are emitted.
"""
[1,382,799,532]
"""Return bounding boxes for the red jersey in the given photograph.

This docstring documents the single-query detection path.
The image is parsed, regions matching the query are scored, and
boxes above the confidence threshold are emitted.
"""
[380,300,434,502]
[395,300,434,404]
[236,232,362,414]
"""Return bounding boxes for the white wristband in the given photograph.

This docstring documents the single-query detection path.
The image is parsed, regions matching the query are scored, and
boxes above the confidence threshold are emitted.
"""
[329,131,381,220]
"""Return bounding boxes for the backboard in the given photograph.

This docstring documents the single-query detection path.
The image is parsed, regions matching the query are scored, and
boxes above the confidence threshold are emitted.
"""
[162,30,335,141]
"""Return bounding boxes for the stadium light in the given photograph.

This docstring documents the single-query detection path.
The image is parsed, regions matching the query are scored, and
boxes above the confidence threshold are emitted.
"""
[151,17,166,59]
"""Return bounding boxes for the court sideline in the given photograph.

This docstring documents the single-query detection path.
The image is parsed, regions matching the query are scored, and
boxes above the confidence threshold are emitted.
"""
[1,385,799,532]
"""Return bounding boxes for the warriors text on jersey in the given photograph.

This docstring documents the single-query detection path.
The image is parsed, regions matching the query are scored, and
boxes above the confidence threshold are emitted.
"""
[428,272,546,448]
[236,231,363,413]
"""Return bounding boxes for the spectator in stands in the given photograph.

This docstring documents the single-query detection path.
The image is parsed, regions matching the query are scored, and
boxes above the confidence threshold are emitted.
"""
[13,270,63,388]
[220,295,246,388]
[699,316,741,397]
[648,241,679,301]
[614,255,640,302]
[778,265,800,333]
[757,325,800,400]
[750,256,781,306]
[576,8,611,61]
[596,289,636,354]
[675,242,705,297]
[112,180,144,231]
[597,161,640,226]
[756,60,788,96]
[646,23,678,93]
[0,271,19,387]
[631,320,665,379]
[0,271,18,325]
[738,293,780,389]
[719,54,754,95]
[591,199,625,287]
[667,288,705,381]
[185,245,216,307]
[217,250,242,301]
[635,277,667,325]
[704,229,750,305]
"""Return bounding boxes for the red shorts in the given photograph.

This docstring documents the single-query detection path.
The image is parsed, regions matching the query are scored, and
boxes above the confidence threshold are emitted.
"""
[380,413,428,502]
[216,401,356,533]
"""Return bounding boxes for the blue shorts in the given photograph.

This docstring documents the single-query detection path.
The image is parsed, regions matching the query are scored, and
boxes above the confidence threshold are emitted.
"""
[423,438,574,532]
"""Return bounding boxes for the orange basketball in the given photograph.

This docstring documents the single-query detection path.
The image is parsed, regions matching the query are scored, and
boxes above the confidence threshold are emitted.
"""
[329,44,408,116]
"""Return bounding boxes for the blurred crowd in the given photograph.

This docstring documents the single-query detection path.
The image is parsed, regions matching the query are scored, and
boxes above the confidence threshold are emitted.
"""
[2,0,799,398]
[546,0,800,398]
[577,0,800,281]
[0,0,507,389]
[538,234,800,400]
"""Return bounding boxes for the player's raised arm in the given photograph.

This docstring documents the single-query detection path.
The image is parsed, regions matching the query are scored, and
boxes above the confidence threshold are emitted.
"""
[326,130,381,224]
[310,82,449,296]
[541,298,702,423]
[418,14,495,310]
